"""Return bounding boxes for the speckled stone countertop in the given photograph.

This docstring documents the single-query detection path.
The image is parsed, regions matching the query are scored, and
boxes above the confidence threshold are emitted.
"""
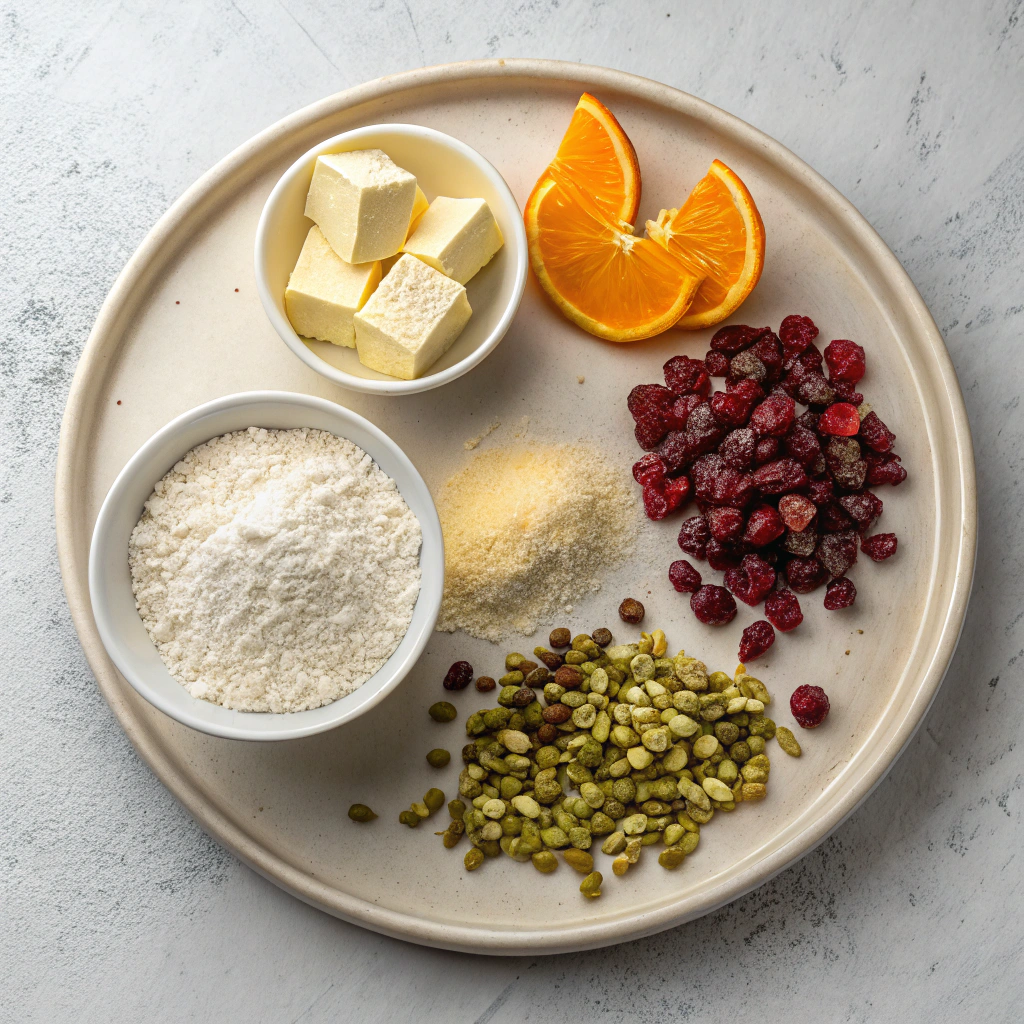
[3,1,1021,1020]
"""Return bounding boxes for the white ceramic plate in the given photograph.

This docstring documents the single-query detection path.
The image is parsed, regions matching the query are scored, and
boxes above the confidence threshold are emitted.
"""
[56,60,975,954]
[88,391,444,741]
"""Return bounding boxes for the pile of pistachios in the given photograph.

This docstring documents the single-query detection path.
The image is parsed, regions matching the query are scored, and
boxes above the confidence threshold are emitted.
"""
[437,625,800,896]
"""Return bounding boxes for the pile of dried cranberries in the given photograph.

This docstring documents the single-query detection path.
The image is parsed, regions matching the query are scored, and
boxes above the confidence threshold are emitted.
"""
[627,314,903,662]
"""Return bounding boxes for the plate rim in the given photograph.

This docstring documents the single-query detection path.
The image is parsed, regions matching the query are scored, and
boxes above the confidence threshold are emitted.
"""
[55,57,977,955]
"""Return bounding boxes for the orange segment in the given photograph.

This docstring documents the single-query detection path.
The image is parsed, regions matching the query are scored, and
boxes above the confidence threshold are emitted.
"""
[526,172,703,342]
[646,160,765,330]
[529,93,641,228]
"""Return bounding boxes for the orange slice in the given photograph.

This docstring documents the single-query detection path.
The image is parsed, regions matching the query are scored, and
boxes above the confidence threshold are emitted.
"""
[525,171,703,342]
[646,160,765,330]
[529,93,641,228]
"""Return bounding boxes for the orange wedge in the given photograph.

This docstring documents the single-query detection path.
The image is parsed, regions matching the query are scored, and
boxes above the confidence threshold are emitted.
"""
[646,160,765,330]
[529,93,641,228]
[526,171,703,342]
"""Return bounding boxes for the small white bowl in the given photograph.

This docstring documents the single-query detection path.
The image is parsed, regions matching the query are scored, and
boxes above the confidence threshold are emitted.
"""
[254,124,528,395]
[88,391,444,742]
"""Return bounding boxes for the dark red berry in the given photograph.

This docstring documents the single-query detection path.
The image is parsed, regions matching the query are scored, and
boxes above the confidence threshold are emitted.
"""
[838,491,883,531]
[711,380,761,427]
[634,413,669,451]
[859,411,896,453]
[765,589,803,632]
[711,324,765,355]
[830,378,864,405]
[751,332,784,380]
[738,620,776,662]
[627,383,673,420]
[642,475,690,520]
[823,576,857,610]
[785,556,829,593]
[818,500,855,533]
[663,355,711,397]
[796,370,835,407]
[806,476,834,508]
[783,424,822,467]
[797,408,820,431]
[861,533,898,561]
[706,506,746,542]
[824,339,866,383]
[706,537,741,571]
[719,427,756,470]
[669,559,702,593]
[678,515,710,559]
[779,315,818,356]
[725,553,776,605]
[443,661,474,690]
[751,458,809,496]
[816,531,858,577]
[690,584,738,625]
[817,402,862,437]
[743,504,785,546]
[750,394,796,437]
[864,451,907,486]
[754,435,781,466]
[632,453,667,486]
[704,349,730,376]
[778,494,817,531]
[790,684,830,728]
[691,454,755,509]
[666,392,704,431]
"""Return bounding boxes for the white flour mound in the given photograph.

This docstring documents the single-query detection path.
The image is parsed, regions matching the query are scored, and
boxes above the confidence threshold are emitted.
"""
[129,427,422,713]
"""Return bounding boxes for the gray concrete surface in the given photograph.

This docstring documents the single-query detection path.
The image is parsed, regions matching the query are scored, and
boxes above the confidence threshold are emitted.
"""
[3,1,1022,1020]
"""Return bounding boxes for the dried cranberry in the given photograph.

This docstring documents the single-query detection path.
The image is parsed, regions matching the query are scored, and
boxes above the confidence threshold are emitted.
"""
[783,424,822,467]
[823,576,857,610]
[796,370,835,407]
[751,458,809,495]
[655,431,693,473]
[785,556,829,593]
[816,531,858,577]
[754,436,781,466]
[862,533,898,561]
[690,584,738,625]
[779,314,819,356]
[830,378,864,405]
[859,411,897,453]
[669,559,702,593]
[783,526,818,557]
[825,437,867,490]
[818,501,855,533]
[678,515,710,559]
[795,343,825,373]
[711,324,765,355]
[744,504,785,546]
[864,451,907,486]
[666,392,704,431]
[664,355,711,398]
[712,380,761,427]
[817,402,862,436]
[443,661,474,690]
[824,338,866,383]
[704,349,730,376]
[738,620,776,662]
[806,476,834,507]
[706,538,741,571]
[790,684,830,728]
[627,383,673,420]
[778,494,817,531]
[642,475,690,521]
[751,332,784,380]
[728,349,768,385]
[706,506,746,542]
[765,589,803,632]
[634,413,669,451]
[632,453,667,486]
[725,553,777,605]
[692,453,755,508]
[719,427,756,470]
[839,491,882,530]
[797,408,820,431]
[750,394,796,437]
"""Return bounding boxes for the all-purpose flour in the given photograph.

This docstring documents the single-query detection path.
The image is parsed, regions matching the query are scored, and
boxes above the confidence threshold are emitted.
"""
[129,427,422,713]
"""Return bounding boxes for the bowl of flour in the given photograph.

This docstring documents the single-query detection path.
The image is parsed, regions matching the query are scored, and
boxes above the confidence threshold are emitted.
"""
[88,391,443,741]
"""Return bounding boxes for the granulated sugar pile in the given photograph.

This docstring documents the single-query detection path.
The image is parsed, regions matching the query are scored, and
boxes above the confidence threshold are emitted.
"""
[129,427,421,713]
[436,442,638,641]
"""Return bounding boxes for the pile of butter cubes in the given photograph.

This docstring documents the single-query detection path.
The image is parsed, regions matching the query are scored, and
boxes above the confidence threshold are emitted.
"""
[285,148,504,380]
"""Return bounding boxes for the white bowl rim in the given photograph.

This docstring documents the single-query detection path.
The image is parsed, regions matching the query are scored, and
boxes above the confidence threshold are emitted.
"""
[87,390,444,741]
[253,122,529,396]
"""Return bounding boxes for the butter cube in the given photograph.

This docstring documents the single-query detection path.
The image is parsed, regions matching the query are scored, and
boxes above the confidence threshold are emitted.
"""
[354,254,471,379]
[304,149,417,263]
[285,226,381,348]
[402,197,504,284]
